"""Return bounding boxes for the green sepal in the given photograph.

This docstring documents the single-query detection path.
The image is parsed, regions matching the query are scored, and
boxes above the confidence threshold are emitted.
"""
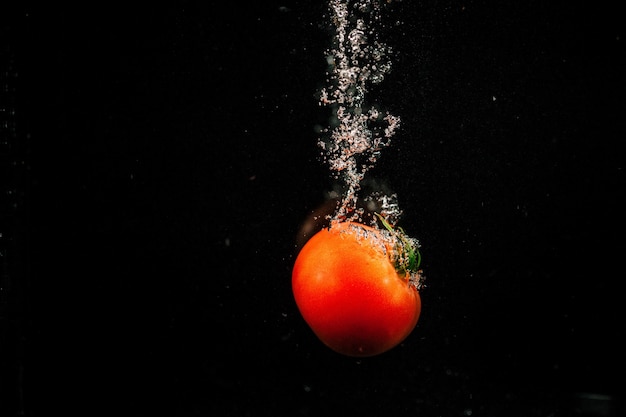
[374,213,421,275]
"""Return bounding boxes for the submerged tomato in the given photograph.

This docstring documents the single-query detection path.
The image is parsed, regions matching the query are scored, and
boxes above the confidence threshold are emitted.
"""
[292,221,422,357]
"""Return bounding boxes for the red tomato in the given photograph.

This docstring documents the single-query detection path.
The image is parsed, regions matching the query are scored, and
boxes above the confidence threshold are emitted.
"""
[292,220,422,357]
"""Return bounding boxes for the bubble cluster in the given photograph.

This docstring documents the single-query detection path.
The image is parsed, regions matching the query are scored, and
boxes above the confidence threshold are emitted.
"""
[318,0,402,224]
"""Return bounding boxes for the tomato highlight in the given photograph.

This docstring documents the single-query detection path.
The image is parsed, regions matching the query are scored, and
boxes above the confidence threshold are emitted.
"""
[292,220,422,357]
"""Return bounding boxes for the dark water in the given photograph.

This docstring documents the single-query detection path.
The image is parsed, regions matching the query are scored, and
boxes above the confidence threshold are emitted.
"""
[2,2,624,416]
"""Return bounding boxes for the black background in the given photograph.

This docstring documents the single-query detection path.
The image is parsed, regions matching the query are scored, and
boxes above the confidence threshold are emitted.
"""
[2,1,625,416]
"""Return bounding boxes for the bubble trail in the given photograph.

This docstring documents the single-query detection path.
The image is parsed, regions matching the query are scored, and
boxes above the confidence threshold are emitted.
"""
[318,0,402,225]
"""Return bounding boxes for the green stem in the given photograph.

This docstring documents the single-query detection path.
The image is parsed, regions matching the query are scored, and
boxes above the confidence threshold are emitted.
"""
[374,213,421,275]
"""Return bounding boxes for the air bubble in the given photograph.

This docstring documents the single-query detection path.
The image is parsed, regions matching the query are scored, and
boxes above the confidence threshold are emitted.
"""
[318,0,401,223]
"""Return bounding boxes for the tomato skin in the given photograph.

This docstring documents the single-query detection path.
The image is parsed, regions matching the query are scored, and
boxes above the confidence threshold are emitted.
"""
[292,221,421,357]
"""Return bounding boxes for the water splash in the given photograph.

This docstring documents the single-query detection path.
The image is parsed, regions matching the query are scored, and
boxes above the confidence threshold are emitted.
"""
[318,0,402,225]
